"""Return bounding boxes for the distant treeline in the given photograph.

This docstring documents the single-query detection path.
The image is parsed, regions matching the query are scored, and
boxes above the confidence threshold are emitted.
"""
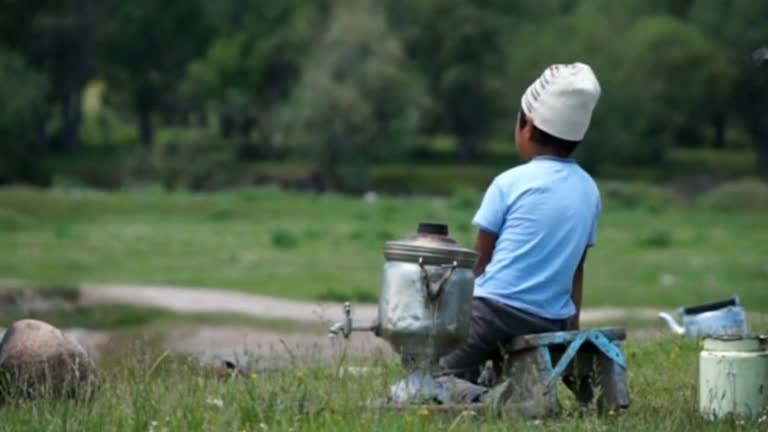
[1,0,767,191]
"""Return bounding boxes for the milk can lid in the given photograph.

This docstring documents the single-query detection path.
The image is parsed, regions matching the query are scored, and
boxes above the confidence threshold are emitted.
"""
[703,335,767,352]
[383,223,478,268]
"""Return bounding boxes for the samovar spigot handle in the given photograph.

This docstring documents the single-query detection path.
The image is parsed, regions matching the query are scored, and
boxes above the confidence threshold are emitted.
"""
[329,302,379,338]
[328,302,353,338]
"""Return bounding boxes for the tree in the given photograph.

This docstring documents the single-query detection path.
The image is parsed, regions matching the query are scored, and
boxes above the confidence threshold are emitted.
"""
[280,0,429,192]
[0,50,49,184]
[614,16,736,162]
[690,0,768,173]
[0,0,105,155]
[388,0,512,161]
[100,0,211,148]
[496,6,735,169]
[183,0,329,157]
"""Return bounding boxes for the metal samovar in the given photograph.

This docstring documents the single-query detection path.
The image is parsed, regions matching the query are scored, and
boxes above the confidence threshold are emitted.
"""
[329,222,478,402]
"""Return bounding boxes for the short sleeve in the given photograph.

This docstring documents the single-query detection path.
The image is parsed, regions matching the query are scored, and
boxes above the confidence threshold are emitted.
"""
[472,179,507,234]
[587,197,602,248]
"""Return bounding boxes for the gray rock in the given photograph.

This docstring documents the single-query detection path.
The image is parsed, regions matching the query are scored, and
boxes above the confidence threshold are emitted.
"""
[0,319,97,402]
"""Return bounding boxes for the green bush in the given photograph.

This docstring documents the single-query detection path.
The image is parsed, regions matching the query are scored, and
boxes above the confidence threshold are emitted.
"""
[270,228,300,249]
[637,228,674,248]
[696,179,768,211]
[147,128,235,191]
[205,208,236,221]
[49,153,128,189]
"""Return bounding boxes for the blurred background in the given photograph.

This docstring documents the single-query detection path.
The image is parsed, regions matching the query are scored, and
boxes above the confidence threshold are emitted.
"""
[0,0,767,363]
[1,0,767,192]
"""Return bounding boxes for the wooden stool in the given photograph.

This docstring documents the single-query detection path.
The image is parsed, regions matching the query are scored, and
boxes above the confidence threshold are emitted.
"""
[486,328,630,418]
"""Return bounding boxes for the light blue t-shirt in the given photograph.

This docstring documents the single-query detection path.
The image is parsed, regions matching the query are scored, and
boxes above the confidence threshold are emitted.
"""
[472,156,601,320]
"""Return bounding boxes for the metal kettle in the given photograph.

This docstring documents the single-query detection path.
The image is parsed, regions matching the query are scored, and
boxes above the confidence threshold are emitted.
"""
[657,296,750,338]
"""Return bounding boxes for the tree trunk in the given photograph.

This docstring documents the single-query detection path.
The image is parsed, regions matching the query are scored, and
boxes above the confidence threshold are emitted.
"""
[219,108,233,138]
[756,133,768,176]
[323,139,339,192]
[60,0,91,156]
[197,107,208,128]
[135,91,154,149]
[138,108,153,149]
[61,88,83,154]
[457,134,480,162]
[134,83,156,149]
[712,112,726,149]
[745,98,768,175]
[34,117,49,156]
[747,109,768,175]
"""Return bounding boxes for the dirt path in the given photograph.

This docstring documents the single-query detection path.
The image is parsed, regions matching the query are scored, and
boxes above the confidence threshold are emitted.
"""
[79,283,661,325]
[166,325,392,370]
[73,283,669,368]
[9,282,765,371]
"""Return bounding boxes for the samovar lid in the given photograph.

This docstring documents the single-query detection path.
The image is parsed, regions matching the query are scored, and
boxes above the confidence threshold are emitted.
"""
[383,222,478,268]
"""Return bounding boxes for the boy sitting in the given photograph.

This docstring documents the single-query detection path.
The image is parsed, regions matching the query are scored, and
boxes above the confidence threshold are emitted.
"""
[440,63,602,384]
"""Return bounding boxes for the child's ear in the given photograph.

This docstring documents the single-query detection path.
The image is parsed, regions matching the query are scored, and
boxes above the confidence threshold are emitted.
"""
[522,120,535,143]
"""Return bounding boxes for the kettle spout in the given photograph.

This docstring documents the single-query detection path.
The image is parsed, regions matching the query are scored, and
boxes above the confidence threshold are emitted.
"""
[658,312,686,335]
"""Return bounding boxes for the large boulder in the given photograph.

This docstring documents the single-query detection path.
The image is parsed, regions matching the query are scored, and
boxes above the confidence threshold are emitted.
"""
[0,319,97,402]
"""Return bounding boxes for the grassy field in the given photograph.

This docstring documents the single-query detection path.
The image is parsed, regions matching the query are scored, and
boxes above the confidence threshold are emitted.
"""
[0,185,766,430]
[0,184,766,310]
[0,337,763,431]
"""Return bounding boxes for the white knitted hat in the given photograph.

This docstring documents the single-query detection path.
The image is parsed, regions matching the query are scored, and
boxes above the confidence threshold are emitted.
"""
[521,63,601,141]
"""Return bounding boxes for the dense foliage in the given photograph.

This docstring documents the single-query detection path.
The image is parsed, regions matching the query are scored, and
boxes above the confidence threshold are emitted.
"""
[1,0,767,188]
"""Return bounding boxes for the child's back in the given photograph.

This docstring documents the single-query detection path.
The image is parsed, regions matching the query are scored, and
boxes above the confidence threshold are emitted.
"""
[473,156,600,321]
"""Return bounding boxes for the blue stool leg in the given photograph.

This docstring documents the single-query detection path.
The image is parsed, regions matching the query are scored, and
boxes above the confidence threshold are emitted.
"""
[594,342,630,411]
[486,346,560,419]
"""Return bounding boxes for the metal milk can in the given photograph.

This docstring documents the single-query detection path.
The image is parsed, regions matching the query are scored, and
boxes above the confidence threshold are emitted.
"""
[699,336,768,419]
[378,222,478,368]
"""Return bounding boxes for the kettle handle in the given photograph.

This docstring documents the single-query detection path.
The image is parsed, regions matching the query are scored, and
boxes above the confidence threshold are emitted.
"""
[418,258,458,301]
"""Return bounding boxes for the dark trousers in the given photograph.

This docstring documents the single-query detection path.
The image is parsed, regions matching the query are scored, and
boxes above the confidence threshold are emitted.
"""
[439,296,567,385]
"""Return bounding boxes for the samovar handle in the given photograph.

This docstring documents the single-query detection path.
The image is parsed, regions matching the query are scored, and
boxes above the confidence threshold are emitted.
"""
[419,258,458,301]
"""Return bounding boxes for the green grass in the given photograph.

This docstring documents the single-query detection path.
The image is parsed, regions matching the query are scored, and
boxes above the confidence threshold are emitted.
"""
[0,337,764,431]
[0,185,767,311]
